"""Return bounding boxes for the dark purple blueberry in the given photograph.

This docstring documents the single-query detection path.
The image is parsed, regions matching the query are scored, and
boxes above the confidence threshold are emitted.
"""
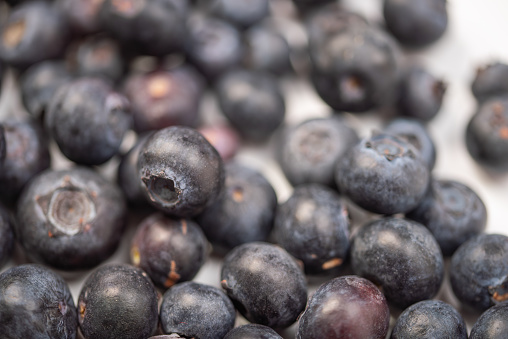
[160,282,235,339]
[68,34,125,83]
[99,0,188,56]
[117,133,151,205]
[243,25,292,75]
[58,0,104,35]
[407,179,487,256]
[351,217,444,309]
[221,242,308,329]
[0,119,51,205]
[196,163,277,252]
[20,60,73,119]
[46,77,131,165]
[0,1,69,69]
[336,132,430,215]
[383,0,448,47]
[297,275,390,339]
[0,264,77,339]
[466,97,508,171]
[274,184,350,275]
[216,69,285,141]
[397,66,446,122]
[310,23,401,112]
[450,233,508,312]
[204,0,269,29]
[185,15,243,80]
[16,167,127,270]
[0,125,5,165]
[470,302,508,339]
[292,0,334,12]
[0,204,14,268]
[137,126,225,217]
[390,300,467,339]
[130,213,208,289]
[198,124,240,161]
[78,263,158,339]
[224,324,283,339]
[278,117,358,187]
[384,118,437,170]
[123,66,205,132]
[472,62,508,103]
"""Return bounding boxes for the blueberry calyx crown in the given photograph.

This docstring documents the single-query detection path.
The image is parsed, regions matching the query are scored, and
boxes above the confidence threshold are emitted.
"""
[365,133,415,161]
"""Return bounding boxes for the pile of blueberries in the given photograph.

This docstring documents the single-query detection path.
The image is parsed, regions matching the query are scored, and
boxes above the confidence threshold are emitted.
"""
[0,0,507,338]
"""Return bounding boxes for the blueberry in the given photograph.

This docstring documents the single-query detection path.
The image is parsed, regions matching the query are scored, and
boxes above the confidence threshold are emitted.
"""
[203,0,269,29]
[196,163,277,252]
[336,132,430,215]
[390,300,467,339]
[221,242,307,329]
[278,116,358,187]
[296,275,390,339]
[46,77,131,165]
[138,126,225,217]
[185,15,243,80]
[160,281,236,339]
[0,203,15,268]
[20,60,73,119]
[99,0,188,56]
[397,66,447,122]
[78,263,158,339]
[383,0,448,47]
[351,217,444,309]
[198,124,240,161]
[0,1,69,69]
[310,23,401,112]
[130,213,208,289]
[59,0,103,35]
[274,184,350,275]
[224,324,283,339]
[0,119,51,205]
[466,97,508,172]
[472,62,508,103]
[216,69,285,141]
[292,0,334,12]
[406,179,487,256]
[0,264,77,339]
[16,167,127,270]
[469,302,508,339]
[123,66,205,132]
[0,124,5,165]
[450,233,508,312]
[384,117,437,170]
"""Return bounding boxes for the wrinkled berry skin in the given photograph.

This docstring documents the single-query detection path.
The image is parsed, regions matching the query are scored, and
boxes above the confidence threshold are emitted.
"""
[397,66,446,121]
[450,234,508,313]
[466,97,508,172]
[336,133,430,215]
[407,179,487,256]
[204,0,269,29]
[470,302,508,339]
[160,282,235,339]
[224,324,282,339]
[130,213,208,289]
[16,167,127,270]
[384,118,437,170]
[351,217,444,309]
[20,60,72,119]
[297,275,390,339]
[0,119,51,205]
[472,62,508,103]
[46,77,131,165]
[0,264,77,339]
[390,300,468,339]
[221,242,308,329]
[383,0,448,47]
[78,264,158,339]
[0,1,69,69]
[138,126,225,217]
[197,163,277,252]
[0,204,14,268]
[278,117,358,187]
[217,69,285,141]
[274,184,350,275]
